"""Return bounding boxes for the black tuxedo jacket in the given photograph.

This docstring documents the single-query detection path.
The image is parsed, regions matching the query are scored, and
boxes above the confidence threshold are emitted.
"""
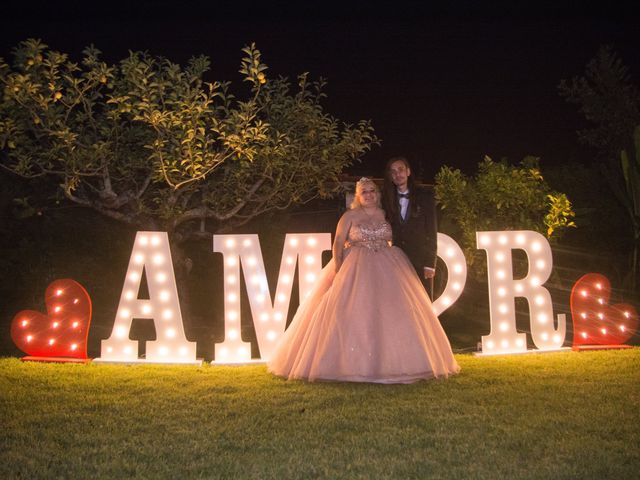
[386,186,438,276]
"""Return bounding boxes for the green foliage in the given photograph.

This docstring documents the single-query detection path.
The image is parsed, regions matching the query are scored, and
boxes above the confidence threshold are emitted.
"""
[620,126,640,231]
[559,47,640,291]
[558,45,640,160]
[0,39,378,240]
[620,127,640,220]
[544,193,576,237]
[435,156,576,276]
[620,126,640,289]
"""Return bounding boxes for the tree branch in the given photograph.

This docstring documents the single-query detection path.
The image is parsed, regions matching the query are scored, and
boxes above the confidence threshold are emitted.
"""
[172,176,266,228]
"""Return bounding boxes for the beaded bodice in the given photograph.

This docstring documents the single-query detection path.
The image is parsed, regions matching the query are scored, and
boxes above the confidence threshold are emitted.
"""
[348,221,392,251]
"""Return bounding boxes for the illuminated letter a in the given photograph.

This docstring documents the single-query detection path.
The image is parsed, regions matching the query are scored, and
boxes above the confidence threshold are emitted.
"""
[97,232,198,364]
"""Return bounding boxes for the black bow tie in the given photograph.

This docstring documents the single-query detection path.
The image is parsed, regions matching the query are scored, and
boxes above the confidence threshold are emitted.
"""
[398,192,409,199]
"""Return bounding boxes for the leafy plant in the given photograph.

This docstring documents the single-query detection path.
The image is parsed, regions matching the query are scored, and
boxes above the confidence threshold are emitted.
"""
[435,156,576,278]
[0,39,378,243]
[558,45,640,161]
[559,47,640,293]
[620,126,640,290]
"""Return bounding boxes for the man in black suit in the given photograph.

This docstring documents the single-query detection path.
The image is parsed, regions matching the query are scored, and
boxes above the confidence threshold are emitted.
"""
[382,156,438,298]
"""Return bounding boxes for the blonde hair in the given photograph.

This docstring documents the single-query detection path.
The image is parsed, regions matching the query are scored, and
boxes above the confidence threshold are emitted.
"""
[350,177,381,209]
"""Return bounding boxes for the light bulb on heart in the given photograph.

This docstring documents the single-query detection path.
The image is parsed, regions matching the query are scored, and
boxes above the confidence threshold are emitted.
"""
[10,279,92,359]
[570,273,638,347]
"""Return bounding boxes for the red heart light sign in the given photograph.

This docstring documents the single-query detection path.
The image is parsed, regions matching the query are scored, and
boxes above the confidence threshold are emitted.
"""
[571,273,638,347]
[10,279,91,359]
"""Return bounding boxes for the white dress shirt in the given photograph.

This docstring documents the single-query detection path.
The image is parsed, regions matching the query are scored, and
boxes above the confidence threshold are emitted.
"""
[398,189,409,220]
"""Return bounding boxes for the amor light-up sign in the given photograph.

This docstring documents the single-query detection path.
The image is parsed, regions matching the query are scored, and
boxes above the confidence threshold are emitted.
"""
[213,233,331,363]
[477,230,566,355]
[91,229,586,364]
[96,232,199,364]
[432,233,467,316]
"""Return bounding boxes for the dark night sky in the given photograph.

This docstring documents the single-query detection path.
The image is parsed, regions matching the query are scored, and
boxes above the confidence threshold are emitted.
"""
[2,1,638,179]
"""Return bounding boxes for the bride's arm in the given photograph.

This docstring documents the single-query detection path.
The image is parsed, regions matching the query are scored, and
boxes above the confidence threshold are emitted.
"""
[332,211,352,273]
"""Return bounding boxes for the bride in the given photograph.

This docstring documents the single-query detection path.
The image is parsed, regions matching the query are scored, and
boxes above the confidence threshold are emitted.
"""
[268,177,460,383]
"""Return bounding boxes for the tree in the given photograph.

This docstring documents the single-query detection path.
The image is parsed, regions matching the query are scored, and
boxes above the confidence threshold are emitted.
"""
[0,39,377,246]
[434,156,576,279]
[559,46,640,292]
[620,126,640,291]
[558,45,640,161]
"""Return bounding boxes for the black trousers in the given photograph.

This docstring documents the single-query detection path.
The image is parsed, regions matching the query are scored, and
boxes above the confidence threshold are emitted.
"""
[414,266,434,300]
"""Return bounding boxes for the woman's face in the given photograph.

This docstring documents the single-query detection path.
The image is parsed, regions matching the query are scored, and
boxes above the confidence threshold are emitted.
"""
[358,183,378,208]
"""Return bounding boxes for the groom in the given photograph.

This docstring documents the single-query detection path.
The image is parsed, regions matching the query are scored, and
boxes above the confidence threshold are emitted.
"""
[382,156,438,298]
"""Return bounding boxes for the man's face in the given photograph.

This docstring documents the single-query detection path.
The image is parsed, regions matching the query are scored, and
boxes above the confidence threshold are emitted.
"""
[389,161,411,190]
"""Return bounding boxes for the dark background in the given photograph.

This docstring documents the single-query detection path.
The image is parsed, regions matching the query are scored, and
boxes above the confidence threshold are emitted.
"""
[2,1,639,179]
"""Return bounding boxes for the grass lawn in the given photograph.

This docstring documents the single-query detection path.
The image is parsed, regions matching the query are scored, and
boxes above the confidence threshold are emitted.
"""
[1,349,639,479]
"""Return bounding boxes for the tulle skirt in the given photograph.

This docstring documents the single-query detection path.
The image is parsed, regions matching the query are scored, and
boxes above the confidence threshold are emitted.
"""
[268,245,460,383]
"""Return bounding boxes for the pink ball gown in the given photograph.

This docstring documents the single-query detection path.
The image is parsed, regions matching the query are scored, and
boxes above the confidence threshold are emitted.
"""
[268,220,460,383]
